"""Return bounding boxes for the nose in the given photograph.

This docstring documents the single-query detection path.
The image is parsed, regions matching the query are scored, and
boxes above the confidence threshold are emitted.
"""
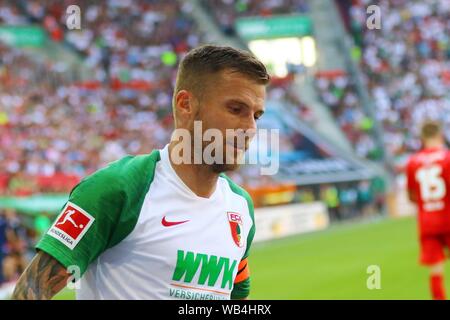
[240,115,257,141]
[245,114,257,132]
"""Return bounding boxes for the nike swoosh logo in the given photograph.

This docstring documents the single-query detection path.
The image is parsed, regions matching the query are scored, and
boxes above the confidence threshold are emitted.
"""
[161,216,190,227]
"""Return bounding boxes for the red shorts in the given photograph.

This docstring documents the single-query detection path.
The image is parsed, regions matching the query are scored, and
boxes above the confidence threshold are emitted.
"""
[419,233,450,265]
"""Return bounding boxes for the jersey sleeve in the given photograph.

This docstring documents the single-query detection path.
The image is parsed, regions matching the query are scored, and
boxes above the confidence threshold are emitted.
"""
[406,157,416,193]
[231,258,251,299]
[35,163,127,276]
[444,151,450,183]
[231,190,255,299]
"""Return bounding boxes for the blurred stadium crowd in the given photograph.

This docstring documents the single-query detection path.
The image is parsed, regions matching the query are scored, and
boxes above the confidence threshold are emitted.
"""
[0,208,38,284]
[0,0,319,197]
[0,0,448,285]
[315,70,380,160]
[339,0,450,168]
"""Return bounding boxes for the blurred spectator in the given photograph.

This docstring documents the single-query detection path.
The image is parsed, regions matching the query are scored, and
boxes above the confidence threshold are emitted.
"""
[357,180,374,217]
[339,184,358,219]
[297,187,315,203]
[320,184,340,221]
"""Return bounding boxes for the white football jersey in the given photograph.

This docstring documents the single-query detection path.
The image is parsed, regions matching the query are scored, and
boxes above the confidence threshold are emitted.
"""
[37,145,255,300]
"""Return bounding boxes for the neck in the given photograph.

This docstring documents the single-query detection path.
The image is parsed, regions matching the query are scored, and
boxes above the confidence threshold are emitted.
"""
[424,139,444,150]
[168,141,219,198]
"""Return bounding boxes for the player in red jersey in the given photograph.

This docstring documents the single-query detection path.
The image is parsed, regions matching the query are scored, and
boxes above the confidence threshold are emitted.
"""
[406,121,450,300]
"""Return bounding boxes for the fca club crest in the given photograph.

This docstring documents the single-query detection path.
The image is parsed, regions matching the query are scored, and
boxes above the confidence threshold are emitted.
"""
[227,212,243,247]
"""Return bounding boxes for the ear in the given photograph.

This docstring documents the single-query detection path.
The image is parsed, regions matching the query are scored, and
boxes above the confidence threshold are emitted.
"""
[175,90,201,128]
[174,90,192,126]
[175,90,191,113]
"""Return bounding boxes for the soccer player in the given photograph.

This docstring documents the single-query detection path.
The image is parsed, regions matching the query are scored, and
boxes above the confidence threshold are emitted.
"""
[12,45,270,300]
[406,121,450,300]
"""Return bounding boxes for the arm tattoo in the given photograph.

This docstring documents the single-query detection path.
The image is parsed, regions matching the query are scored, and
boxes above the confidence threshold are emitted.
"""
[11,251,70,300]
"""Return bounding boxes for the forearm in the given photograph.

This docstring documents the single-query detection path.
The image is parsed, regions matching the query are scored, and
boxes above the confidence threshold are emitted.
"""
[12,251,69,300]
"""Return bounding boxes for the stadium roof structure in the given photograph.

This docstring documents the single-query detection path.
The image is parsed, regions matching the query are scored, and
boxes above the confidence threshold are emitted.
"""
[255,101,377,186]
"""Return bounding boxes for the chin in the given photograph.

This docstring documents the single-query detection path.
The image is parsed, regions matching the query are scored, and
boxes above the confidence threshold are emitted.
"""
[211,163,241,174]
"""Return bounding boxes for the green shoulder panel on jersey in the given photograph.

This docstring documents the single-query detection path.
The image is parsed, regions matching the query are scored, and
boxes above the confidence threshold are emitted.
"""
[36,150,161,275]
[219,173,255,260]
[220,173,255,299]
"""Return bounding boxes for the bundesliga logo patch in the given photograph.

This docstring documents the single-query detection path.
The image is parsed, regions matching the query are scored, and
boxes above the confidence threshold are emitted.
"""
[47,202,95,250]
[227,212,243,248]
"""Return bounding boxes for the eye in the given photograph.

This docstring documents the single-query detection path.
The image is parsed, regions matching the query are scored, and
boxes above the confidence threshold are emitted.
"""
[254,113,263,121]
[229,105,241,114]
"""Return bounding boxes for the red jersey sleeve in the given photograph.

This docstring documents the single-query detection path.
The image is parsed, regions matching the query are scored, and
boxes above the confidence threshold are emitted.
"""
[406,157,416,194]
[444,151,450,184]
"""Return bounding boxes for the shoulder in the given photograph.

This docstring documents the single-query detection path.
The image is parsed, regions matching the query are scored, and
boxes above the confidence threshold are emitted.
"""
[92,150,160,181]
[406,152,419,171]
[444,149,450,161]
[219,173,254,216]
[73,150,161,200]
[66,150,162,247]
